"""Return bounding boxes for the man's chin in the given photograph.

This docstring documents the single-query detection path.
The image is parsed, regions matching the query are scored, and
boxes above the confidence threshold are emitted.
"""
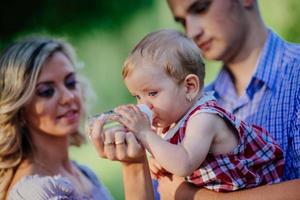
[203,52,219,61]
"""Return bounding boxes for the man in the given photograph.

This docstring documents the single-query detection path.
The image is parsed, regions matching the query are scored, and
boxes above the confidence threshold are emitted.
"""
[155,0,300,199]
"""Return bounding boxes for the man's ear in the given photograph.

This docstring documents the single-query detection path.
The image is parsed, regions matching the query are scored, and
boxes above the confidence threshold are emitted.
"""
[184,74,200,100]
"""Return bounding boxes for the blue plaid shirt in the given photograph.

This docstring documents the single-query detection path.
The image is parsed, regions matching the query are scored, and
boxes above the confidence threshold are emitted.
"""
[205,30,300,181]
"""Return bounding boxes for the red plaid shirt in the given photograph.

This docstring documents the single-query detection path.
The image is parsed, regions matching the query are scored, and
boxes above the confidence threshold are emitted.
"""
[166,98,284,192]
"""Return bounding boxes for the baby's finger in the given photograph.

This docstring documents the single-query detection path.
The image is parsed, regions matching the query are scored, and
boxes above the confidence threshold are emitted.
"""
[127,104,140,113]
[149,161,160,179]
[115,105,137,119]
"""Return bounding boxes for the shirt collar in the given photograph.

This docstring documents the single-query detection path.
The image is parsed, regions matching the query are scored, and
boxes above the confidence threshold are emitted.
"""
[253,29,284,92]
[212,69,238,101]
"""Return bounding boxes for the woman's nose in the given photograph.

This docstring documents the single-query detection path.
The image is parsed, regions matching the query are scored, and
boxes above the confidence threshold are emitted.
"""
[59,87,75,105]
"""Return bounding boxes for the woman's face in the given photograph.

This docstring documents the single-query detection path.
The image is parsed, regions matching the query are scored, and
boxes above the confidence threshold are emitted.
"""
[23,52,82,138]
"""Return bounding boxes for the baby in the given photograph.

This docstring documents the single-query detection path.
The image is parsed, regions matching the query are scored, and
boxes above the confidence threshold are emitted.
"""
[112,29,284,191]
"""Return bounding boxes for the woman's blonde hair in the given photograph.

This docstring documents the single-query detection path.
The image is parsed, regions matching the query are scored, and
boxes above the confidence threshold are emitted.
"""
[0,37,85,198]
[123,29,205,87]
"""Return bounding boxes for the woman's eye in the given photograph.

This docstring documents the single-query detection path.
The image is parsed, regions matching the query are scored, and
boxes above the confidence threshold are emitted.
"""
[65,76,77,90]
[134,95,141,100]
[148,92,157,97]
[36,87,55,98]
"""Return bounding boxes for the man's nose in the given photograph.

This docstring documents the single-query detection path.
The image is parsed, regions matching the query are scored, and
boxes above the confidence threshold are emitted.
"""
[186,16,204,42]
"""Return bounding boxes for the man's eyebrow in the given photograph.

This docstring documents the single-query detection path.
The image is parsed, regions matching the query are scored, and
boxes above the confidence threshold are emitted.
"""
[187,0,208,13]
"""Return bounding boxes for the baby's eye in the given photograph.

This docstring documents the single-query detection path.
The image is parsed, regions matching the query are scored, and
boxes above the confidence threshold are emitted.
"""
[148,92,157,97]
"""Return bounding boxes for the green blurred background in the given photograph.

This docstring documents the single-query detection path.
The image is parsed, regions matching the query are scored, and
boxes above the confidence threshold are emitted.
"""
[1,0,300,199]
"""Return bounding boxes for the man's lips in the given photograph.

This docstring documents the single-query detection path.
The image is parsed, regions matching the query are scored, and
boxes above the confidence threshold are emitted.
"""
[198,39,212,52]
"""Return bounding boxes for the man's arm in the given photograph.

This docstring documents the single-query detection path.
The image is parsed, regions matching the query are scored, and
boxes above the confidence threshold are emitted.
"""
[122,157,154,200]
[217,179,300,200]
[158,175,300,200]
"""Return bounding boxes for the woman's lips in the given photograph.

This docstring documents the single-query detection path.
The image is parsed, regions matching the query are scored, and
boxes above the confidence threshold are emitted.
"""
[58,110,79,123]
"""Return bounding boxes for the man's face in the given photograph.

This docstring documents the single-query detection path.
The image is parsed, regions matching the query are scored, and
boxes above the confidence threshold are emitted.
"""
[168,0,248,62]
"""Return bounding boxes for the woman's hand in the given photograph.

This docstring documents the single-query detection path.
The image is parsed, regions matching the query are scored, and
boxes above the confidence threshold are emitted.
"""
[89,114,146,163]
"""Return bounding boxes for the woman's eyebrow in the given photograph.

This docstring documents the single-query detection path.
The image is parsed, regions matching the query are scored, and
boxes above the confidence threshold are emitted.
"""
[36,72,75,86]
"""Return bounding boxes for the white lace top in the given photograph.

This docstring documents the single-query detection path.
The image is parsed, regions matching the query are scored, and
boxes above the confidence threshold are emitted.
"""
[8,163,113,200]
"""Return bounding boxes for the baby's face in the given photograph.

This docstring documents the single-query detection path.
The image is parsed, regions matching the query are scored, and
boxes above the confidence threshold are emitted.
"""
[124,65,192,128]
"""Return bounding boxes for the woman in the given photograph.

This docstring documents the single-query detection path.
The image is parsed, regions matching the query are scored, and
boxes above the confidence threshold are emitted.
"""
[0,37,114,199]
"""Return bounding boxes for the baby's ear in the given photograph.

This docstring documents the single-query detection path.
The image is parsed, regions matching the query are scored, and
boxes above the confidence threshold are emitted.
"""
[184,74,200,99]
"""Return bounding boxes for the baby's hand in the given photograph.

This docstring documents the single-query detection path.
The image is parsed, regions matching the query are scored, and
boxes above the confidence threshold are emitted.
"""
[112,104,152,138]
[149,157,170,180]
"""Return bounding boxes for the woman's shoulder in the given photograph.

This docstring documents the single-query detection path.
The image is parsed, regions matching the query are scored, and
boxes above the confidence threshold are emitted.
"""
[74,162,113,199]
[74,162,100,186]
[8,174,77,200]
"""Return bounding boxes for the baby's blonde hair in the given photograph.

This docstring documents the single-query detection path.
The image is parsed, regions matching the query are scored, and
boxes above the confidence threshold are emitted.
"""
[123,29,205,87]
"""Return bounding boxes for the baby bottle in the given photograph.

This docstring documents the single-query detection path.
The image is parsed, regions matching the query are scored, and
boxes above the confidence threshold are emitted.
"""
[86,104,152,133]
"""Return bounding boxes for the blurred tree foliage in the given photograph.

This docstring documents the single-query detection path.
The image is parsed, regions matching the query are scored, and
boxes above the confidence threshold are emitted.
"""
[0,0,153,45]
[259,0,300,43]
[284,1,300,42]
